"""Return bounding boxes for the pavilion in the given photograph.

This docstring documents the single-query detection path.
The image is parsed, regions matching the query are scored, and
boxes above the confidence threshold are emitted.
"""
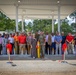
[0,0,76,32]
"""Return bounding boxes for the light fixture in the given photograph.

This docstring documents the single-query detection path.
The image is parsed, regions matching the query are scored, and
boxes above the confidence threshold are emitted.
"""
[22,10,26,14]
[18,0,21,3]
[52,11,54,14]
[57,0,60,3]
[49,15,51,18]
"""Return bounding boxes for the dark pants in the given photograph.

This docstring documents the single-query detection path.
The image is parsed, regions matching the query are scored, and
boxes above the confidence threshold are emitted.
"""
[45,42,49,54]
[51,42,56,54]
[10,43,14,54]
[48,45,51,55]
[0,44,2,55]
[40,44,45,58]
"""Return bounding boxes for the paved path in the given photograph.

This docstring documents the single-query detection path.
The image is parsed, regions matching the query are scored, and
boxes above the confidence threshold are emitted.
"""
[0,60,76,75]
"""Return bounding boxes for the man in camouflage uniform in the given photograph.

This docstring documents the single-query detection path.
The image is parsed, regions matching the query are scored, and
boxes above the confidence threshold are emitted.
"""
[39,32,45,58]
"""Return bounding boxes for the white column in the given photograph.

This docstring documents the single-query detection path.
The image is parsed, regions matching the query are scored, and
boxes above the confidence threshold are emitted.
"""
[58,4,60,33]
[22,15,24,32]
[52,15,54,33]
[16,4,19,32]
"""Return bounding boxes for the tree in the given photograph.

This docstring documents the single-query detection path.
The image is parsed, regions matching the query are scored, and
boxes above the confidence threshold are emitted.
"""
[54,24,58,33]
[18,21,22,32]
[26,22,32,32]
[18,21,27,32]
[0,11,15,32]
[61,20,73,35]
[32,19,52,33]
[71,23,76,32]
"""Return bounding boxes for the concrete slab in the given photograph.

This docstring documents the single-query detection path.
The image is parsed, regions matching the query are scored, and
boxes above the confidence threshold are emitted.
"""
[0,60,76,75]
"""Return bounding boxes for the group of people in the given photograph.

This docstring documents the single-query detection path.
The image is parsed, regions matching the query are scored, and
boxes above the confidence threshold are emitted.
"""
[46,32,76,55]
[0,31,76,59]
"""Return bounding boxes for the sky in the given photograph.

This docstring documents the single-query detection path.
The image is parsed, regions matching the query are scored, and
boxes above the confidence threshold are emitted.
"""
[67,16,75,24]
[24,16,75,25]
[25,19,33,24]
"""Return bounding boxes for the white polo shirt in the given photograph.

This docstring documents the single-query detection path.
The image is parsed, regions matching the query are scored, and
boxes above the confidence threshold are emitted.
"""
[51,35,55,42]
[8,37,14,44]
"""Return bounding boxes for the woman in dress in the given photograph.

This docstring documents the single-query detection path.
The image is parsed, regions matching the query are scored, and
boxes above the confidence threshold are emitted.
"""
[31,34,37,58]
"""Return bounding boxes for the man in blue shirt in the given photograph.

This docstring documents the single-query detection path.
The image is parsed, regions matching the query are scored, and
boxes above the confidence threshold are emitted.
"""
[54,32,62,55]
[61,32,66,45]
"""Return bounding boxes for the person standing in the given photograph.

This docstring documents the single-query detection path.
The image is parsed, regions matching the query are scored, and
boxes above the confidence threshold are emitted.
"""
[74,33,76,46]
[14,32,19,54]
[45,32,49,54]
[39,32,45,58]
[47,33,52,55]
[31,34,37,58]
[6,40,12,62]
[8,34,14,54]
[18,32,26,55]
[54,32,62,55]
[35,32,40,41]
[51,33,56,55]
[66,33,75,54]
[0,34,3,55]
[26,32,32,54]
[61,32,67,54]
[61,32,66,45]
[2,34,8,55]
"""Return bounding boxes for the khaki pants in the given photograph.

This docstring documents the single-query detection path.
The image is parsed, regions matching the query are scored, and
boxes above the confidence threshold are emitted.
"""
[27,44,31,54]
[19,44,26,54]
[68,43,75,54]
[40,44,45,58]
[14,41,19,54]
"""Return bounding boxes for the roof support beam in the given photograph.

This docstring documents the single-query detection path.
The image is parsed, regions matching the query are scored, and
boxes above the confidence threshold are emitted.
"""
[15,4,19,32]
[52,15,54,33]
[0,4,76,6]
[58,2,61,33]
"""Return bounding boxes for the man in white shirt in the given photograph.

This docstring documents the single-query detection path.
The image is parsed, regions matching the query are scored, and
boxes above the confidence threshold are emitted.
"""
[8,34,14,54]
[45,32,49,54]
[51,33,56,55]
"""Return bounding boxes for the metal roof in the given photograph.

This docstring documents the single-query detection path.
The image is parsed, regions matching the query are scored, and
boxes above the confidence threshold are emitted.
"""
[0,0,76,19]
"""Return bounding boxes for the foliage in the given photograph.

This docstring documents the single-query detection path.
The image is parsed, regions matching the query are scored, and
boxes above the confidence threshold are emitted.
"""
[61,20,73,35]
[26,22,32,32]
[0,11,75,35]
[71,23,76,32]
[32,19,52,33]
[18,21,27,32]
[0,11,15,32]
[69,11,76,19]
[18,21,22,32]
[54,24,58,33]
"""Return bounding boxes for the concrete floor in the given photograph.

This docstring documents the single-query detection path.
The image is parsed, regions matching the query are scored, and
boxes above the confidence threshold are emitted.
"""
[0,60,76,75]
[0,37,76,75]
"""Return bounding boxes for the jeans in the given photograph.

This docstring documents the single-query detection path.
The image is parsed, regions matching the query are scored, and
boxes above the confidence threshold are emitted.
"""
[2,45,7,55]
[56,43,61,55]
